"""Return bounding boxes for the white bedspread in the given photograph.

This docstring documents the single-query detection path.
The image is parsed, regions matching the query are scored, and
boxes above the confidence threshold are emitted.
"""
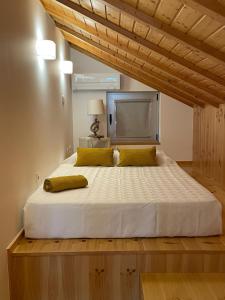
[24,153,222,238]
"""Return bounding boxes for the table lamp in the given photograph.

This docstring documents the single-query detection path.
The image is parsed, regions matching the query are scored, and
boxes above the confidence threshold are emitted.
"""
[88,99,105,138]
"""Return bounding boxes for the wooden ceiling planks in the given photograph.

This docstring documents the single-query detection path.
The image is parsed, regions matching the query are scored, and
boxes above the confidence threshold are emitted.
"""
[57,0,225,86]
[44,1,225,104]
[101,0,225,66]
[55,0,225,89]
[58,12,223,102]
[58,22,216,106]
[155,0,183,25]
[138,0,161,16]
[181,0,225,25]
[91,0,106,18]
[40,0,225,106]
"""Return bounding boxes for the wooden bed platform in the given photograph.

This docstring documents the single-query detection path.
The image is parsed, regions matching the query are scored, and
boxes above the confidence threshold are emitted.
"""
[7,165,225,300]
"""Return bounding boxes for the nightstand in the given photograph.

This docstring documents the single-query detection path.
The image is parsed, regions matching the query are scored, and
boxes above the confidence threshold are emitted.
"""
[79,137,111,148]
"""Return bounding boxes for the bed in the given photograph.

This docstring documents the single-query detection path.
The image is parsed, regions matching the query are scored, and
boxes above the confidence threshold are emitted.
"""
[24,151,222,238]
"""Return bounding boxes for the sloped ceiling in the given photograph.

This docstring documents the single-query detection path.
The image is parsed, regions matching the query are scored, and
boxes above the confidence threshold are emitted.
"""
[41,0,225,107]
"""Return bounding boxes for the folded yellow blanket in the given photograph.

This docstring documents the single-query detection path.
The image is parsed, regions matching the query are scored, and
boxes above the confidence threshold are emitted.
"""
[43,175,88,192]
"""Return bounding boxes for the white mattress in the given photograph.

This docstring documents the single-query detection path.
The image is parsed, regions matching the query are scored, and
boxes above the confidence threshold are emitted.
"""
[24,152,222,238]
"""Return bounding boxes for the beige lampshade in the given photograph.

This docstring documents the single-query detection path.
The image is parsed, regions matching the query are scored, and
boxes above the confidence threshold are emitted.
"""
[88,99,105,115]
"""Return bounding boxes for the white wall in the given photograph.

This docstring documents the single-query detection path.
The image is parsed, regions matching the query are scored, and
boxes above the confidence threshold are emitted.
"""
[71,49,193,161]
[0,1,73,298]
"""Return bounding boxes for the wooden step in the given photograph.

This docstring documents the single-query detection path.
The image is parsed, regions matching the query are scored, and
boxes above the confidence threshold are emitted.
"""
[141,273,225,300]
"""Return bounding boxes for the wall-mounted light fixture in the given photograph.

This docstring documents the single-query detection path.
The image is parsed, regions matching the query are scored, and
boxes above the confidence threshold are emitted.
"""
[61,60,73,74]
[36,40,56,60]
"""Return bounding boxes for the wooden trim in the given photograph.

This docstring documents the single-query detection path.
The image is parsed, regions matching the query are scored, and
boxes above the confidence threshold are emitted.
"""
[7,228,24,300]
[58,23,207,107]
[177,161,193,167]
[7,233,225,255]
[182,0,225,25]
[101,0,225,66]
[46,7,225,104]
[56,0,225,88]
[7,228,24,254]
[68,40,197,107]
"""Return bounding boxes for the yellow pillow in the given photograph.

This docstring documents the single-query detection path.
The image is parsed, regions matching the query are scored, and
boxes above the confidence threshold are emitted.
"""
[75,148,114,166]
[44,175,88,192]
[118,147,157,166]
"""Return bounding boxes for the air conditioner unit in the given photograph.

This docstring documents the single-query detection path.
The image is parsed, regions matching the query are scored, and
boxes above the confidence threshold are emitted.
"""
[73,73,120,91]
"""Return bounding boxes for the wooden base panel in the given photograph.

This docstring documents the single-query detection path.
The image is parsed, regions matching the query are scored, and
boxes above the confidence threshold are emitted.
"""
[8,253,225,300]
[7,166,225,300]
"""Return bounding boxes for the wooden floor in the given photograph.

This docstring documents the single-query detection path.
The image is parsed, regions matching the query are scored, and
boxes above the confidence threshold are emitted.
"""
[141,273,225,300]
[7,164,225,300]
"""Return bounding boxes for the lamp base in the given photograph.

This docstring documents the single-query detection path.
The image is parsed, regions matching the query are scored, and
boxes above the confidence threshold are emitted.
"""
[89,118,104,139]
[88,134,104,139]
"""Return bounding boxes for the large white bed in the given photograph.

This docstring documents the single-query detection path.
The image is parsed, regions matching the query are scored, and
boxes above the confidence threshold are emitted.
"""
[24,151,222,238]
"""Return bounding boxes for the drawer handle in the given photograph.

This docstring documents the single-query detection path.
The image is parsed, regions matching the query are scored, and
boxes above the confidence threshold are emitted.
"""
[95,268,105,274]
[126,268,136,275]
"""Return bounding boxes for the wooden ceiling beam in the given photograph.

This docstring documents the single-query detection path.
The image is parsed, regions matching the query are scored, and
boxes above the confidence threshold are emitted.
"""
[46,6,225,103]
[182,0,225,25]
[69,41,197,107]
[100,0,225,67]
[58,22,211,107]
[56,0,225,88]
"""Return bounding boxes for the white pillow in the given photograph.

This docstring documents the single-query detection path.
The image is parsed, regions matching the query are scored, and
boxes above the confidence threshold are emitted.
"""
[62,153,76,164]
[156,150,175,166]
[113,150,120,165]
